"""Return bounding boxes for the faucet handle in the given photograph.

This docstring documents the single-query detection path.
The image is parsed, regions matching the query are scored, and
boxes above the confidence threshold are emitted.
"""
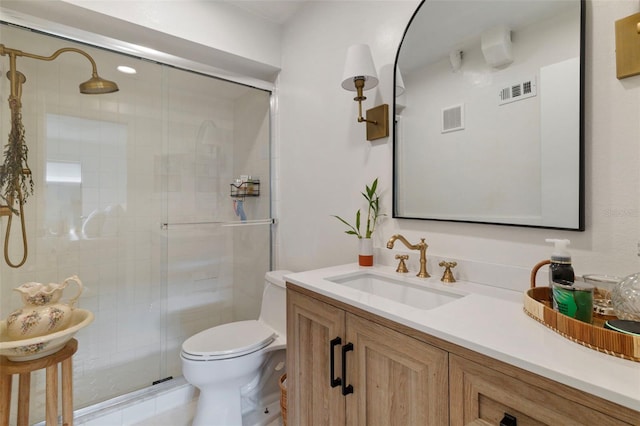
[439,261,457,283]
[395,254,409,273]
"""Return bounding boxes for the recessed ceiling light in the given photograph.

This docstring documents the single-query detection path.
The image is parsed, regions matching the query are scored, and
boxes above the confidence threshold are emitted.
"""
[117,65,137,74]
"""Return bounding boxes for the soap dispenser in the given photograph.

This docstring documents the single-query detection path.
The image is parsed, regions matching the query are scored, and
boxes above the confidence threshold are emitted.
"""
[545,238,575,286]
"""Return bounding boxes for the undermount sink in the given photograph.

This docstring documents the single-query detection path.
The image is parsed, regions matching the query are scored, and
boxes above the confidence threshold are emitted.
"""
[326,272,465,310]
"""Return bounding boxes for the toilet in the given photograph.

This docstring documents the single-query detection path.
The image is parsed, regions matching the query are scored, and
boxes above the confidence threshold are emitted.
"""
[181,270,291,426]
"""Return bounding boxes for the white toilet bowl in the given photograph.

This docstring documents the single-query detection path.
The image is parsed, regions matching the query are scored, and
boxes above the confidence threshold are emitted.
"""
[181,270,291,426]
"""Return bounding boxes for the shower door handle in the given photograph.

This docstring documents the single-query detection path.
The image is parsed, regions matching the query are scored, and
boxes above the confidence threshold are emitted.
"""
[329,337,342,387]
[341,342,354,395]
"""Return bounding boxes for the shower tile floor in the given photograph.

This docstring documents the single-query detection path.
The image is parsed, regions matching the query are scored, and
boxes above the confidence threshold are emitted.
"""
[132,400,283,426]
[72,378,284,426]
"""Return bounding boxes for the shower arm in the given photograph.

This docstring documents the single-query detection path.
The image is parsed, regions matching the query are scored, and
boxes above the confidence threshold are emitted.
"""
[1,45,102,95]
[0,43,119,268]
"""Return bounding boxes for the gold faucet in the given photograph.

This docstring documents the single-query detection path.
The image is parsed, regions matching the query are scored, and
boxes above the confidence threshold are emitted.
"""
[386,234,430,278]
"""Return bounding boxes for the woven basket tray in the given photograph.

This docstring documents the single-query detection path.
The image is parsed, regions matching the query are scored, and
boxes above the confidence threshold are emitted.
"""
[524,286,640,362]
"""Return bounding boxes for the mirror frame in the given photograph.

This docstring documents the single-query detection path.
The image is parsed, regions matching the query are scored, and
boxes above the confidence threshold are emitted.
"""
[392,0,585,231]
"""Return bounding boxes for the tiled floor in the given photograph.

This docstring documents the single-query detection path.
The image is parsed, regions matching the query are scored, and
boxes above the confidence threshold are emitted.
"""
[134,398,284,426]
[71,378,284,426]
[132,399,197,426]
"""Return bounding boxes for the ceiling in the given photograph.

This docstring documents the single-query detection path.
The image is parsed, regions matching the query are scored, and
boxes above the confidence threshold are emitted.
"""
[224,0,307,24]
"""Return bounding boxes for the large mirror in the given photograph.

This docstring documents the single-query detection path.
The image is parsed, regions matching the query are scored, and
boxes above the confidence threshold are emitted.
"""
[393,0,584,230]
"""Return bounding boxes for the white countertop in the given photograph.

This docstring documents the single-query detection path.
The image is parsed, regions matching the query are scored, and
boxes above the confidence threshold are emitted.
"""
[285,263,640,412]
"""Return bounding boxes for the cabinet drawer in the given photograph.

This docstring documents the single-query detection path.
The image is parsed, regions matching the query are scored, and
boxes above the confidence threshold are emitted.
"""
[449,354,634,426]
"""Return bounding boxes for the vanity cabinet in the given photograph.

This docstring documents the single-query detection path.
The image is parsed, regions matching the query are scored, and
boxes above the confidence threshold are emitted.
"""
[287,284,640,426]
[449,355,635,426]
[286,287,449,425]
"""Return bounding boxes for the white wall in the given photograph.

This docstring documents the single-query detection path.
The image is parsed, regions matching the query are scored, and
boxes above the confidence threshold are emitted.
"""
[277,0,640,283]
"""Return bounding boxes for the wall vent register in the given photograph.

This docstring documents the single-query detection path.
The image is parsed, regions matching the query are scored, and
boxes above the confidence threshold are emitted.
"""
[441,104,465,133]
[499,76,537,105]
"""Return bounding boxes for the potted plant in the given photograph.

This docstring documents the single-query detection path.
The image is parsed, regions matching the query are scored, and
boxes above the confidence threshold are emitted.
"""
[333,178,384,266]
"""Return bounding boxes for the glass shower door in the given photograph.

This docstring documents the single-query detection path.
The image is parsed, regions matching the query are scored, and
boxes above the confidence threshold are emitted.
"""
[0,22,273,423]
[162,67,273,377]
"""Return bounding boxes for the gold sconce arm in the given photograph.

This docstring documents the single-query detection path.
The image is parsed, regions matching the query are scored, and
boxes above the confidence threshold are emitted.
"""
[353,77,376,124]
[351,77,389,141]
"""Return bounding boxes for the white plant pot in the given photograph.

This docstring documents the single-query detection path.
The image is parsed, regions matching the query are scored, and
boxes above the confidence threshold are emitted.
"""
[359,238,373,267]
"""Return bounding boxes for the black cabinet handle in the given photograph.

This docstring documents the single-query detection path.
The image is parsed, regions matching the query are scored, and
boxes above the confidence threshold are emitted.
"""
[341,342,354,395]
[329,337,342,388]
[500,413,517,426]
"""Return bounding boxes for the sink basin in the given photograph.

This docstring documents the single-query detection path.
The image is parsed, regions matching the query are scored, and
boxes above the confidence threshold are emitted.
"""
[326,272,464,310]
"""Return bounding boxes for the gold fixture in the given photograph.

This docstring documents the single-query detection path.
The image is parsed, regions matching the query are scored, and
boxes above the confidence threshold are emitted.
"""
[341,44,389,141]
[615,12,640,79]
[363,104,389,141]
[439,261,457,283]
[394,254,409,273]
[0,43,118,268]
[386,234,429,278]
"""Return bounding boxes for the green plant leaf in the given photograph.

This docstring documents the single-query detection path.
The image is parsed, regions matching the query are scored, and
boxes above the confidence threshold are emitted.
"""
[332,178,382,240]
[332,214,361,238]
[368,178,378,198]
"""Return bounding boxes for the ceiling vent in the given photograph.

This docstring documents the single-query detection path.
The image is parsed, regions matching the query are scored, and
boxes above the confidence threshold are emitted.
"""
[499,76,537,105]
[441,104,464,133]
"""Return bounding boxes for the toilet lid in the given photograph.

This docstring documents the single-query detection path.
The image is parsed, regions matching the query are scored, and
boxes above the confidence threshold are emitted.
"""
[181,320,276,361]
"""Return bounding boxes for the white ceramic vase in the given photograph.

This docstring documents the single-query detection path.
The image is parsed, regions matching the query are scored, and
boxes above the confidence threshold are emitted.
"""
[358,238,373,267]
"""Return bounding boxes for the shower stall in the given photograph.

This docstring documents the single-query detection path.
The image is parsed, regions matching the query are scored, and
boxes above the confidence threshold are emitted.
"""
[0,23,274,423]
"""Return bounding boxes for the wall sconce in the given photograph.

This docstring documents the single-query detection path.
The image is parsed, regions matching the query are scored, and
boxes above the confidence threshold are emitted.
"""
[341,44,389,141]
[615,12,640,79]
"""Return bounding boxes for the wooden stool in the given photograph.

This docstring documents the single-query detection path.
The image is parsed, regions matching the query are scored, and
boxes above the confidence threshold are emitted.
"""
[0,338,78,426]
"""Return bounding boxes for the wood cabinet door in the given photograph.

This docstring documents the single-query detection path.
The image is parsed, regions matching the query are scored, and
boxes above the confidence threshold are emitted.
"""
[287,289,346,426]
[345,313,449,426]
[449,354,634,426]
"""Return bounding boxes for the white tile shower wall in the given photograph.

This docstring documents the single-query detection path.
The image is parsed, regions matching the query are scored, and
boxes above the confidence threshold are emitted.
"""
[232,90,272,320]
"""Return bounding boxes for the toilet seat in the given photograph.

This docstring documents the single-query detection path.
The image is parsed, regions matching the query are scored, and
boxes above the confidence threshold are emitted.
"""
[181,320,276,361]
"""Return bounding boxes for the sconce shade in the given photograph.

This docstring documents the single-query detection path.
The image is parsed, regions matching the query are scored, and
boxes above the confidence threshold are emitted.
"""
[341,44,379,91]
[395,65,405,96]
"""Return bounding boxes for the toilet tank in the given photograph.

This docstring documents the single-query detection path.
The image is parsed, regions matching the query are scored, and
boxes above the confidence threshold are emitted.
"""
[259,270,291,337]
